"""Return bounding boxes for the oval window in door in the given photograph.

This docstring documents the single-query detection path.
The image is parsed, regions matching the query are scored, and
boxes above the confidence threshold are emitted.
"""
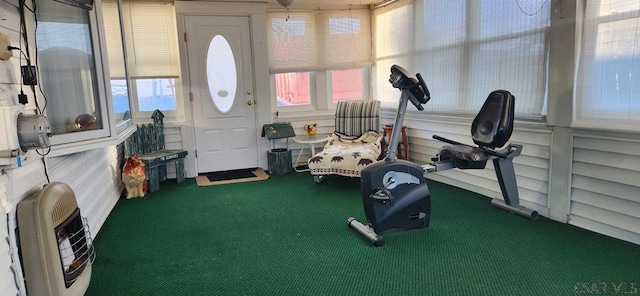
[207,35,237,113]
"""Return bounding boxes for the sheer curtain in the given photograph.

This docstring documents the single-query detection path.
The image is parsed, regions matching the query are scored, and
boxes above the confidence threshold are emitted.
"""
[574,0,640,132]
[374,0,550,119]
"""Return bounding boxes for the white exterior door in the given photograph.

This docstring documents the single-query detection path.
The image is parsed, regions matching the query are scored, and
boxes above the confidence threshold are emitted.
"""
[185,16,257,173]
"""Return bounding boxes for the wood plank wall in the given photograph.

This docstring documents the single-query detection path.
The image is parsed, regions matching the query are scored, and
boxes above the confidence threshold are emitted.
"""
[570,133,640,245]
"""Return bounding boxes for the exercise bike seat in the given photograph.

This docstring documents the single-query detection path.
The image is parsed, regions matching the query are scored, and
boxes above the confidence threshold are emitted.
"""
[471,90,515,148]
[436,145,488,169]
[430,90,536,219]
[435,90,515,170]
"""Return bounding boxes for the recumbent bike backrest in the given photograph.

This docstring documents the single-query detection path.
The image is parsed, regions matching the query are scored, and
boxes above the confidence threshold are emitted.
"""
[471,90,515,149]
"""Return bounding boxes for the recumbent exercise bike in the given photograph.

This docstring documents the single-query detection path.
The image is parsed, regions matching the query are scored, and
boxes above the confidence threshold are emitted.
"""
[348,65,537,247]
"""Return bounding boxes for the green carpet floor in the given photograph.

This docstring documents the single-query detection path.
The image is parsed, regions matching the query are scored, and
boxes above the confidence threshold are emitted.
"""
[86,173,640,296]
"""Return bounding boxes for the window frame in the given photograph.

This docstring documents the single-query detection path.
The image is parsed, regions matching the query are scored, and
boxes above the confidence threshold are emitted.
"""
[117,1,184,123]
[35,0,125,146]
[328,67,370,107]
[375,0,549,120]
[272,71,318,113]
[573,2,640,131]
[29,0,137,156]
[103,0,134,134]
[464,1,549,117]
[272,68,371,115]
[268,9,372,115]
[129,77,185,123]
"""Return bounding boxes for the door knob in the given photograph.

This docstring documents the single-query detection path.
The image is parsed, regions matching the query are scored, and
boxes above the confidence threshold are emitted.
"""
[247,100,254,106]
[246,89,253,95]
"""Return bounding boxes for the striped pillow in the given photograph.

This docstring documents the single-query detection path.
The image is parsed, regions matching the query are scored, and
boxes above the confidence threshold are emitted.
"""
[334,100,380,137]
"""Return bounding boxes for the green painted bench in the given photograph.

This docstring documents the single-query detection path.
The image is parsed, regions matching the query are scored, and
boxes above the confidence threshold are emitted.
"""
[124,110,188,192]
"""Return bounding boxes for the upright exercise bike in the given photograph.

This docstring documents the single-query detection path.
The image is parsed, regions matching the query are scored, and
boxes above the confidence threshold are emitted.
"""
[348,65,432,247]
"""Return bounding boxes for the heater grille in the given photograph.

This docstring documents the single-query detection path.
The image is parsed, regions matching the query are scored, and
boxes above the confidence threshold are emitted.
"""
[18,182,94,296]
[51,191,76,226]
[56,210,95,288]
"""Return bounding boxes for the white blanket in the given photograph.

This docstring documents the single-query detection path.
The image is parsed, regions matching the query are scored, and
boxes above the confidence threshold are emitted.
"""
[308,131,382,178]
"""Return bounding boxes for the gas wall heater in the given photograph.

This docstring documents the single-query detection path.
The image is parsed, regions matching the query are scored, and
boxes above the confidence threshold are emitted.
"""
[17,182,95,296]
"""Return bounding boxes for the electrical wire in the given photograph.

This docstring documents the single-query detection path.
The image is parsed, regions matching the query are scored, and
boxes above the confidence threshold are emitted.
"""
[6,46,29,105]
[515,0,549,17]
[7,47,29,61]
[17,0,52,166]
[20,0,34,13]
[40,156,51,183]
[16,0,27,107]
[35,144,51,157]
[18,0,31,64]
[30,0,48,115]
[28,0,51,159]
[17,0,46,116]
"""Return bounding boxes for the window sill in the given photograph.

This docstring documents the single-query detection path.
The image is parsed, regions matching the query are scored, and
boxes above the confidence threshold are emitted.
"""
[273,109,335,121]
[381,106,548,130]
[46,124,137,157]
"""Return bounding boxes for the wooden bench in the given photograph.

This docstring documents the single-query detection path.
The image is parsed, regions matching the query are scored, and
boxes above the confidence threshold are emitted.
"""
[124,110,188,193]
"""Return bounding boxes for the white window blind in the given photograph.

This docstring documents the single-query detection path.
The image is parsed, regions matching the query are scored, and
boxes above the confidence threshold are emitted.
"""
[119,1,180,79]
[375,0,549,119]
[102,1,126,79]
[574,0,640,132]
[268,10,372,74]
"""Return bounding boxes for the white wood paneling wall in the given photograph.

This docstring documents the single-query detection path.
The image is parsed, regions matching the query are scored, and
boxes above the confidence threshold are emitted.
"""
[0,174,22,296]
[2,159,49,296]
[164,125,184,179]
[47,146,124,236]
[570,133,640,245]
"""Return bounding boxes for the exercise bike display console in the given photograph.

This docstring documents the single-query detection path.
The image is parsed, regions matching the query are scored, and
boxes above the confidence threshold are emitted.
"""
[348,65,432,247]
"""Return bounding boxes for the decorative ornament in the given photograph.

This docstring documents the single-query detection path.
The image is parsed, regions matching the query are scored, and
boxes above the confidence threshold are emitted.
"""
[75,114,97,131]
[304,123,318,136]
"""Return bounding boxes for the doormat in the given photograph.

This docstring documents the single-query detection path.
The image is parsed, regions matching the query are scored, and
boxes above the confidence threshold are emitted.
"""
[195,167,269,187]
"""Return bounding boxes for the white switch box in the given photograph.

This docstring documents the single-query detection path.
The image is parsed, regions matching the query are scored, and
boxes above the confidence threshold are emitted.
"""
[0,33,12,60]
